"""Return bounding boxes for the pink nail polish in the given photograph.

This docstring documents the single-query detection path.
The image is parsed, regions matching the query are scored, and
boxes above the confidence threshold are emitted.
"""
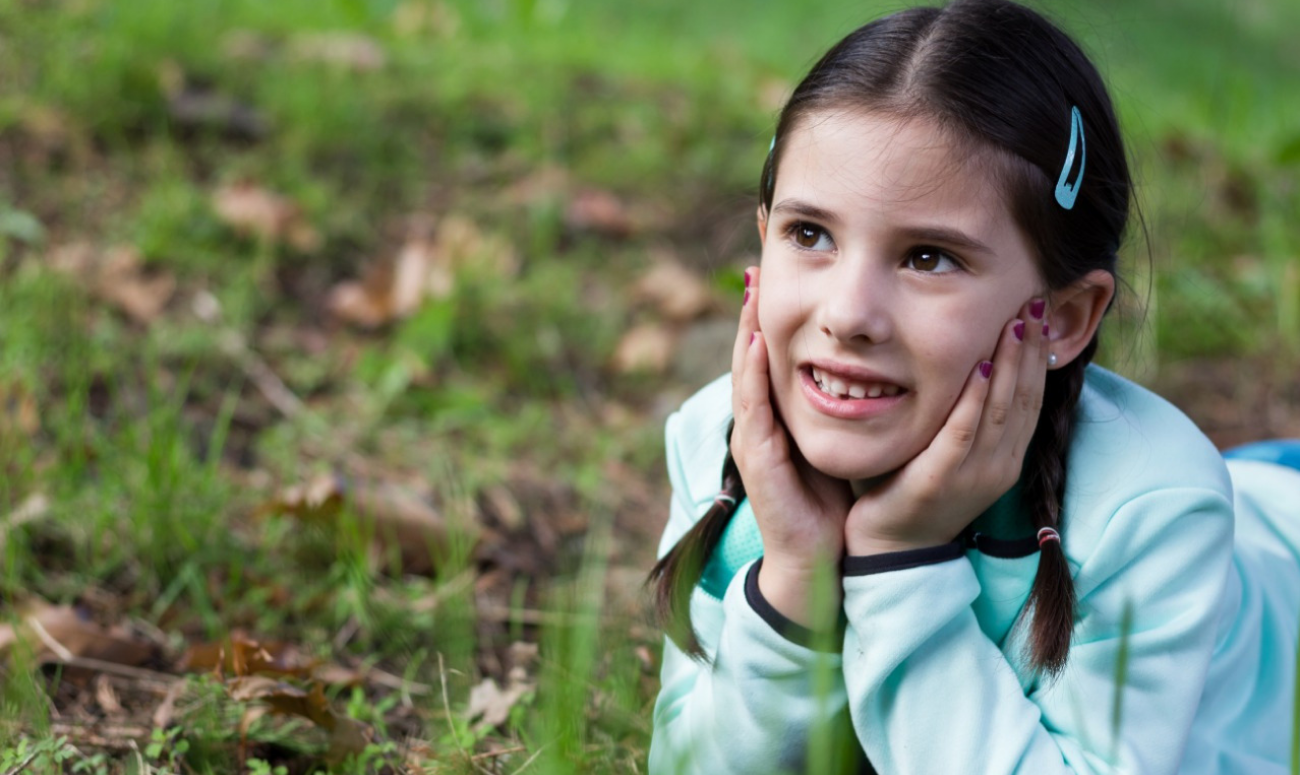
[1042,323,1050,337]
[744,269,752,288]
[1013,321,1025,341]
[1030,299,1046,320]
[743,289,750,306]
[979,361,993,379]
[749,332,756,345]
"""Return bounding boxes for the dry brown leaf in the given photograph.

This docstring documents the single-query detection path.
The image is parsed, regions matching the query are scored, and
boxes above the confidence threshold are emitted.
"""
[180,633,318,678]
[0,493,50,555]
[328,215,515,328]
[226,677,372,757]
[636,258,714,321]
[0,602,156,667]
[565,189,635,238]
[436,214,518,277]
[152,680,185,729]
[265,474,475,574]
[289,32,386,72]
[326,279,392,329]
[95,674,123,715]
[504,165,570,207]
[98,246,176,323]
[0,383,40,438]
[466,674,532,732]
[45,243,175,324]
[212,182,320,251]
[261,473,345,521]
[612,323,675,374]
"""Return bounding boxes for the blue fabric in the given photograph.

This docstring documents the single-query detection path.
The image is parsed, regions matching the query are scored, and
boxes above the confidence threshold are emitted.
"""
[1223,439,1300,472]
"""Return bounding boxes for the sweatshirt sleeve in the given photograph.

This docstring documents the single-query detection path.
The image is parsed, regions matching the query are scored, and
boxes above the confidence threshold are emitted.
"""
[649,409,851,775]
[839,486,1234,775]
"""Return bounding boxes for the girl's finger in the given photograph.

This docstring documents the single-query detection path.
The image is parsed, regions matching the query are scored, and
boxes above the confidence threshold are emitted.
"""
[736,331,777,442]
[923,357,994,473]
[730,267,760,385]
[1004,299,1051,460]
[975,316,1028,451]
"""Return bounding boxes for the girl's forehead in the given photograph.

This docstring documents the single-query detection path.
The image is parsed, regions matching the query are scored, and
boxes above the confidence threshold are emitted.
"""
[777,111,1010,225]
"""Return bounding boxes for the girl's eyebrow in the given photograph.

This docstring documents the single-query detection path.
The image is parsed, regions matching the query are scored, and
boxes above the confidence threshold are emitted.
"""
[898,226,994,256]
[770,199,841,225]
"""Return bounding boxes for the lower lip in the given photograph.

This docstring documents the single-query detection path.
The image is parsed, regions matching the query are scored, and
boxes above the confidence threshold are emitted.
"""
[799,368,907,419]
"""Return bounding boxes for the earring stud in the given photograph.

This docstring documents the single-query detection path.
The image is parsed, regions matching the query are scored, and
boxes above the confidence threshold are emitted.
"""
[1047,352,1058,367]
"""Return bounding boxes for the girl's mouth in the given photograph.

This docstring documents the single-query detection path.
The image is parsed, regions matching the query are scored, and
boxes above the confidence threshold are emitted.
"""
[810,366,904,400]
[799,366,908,420]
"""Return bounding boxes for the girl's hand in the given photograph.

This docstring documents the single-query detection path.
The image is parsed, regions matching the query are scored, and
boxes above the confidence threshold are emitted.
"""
[732,267,852,623]
[844,299,1050,556]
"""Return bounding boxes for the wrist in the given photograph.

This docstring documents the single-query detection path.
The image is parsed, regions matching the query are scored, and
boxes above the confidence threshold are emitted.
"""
[845,531,955,556]
[757,554,842,629]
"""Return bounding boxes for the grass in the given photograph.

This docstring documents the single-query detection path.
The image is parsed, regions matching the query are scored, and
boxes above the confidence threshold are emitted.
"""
[0,0,1297,771]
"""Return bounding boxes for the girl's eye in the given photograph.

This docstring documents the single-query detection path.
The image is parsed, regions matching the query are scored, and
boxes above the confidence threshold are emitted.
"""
[906,247,960,274]
[789,222,835,251]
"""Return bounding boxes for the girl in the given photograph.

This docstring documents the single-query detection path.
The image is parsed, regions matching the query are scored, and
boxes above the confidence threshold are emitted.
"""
[646,0,1300,773]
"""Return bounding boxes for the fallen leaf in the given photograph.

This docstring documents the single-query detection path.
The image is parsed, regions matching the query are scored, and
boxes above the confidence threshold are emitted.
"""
[0,602,157,667]
[45,242,175,324]
[326,279,392,329]
[212,182,320,251]
[504,165,570,207]
[565,189,635,238]
[466,674,532,732]
[261,473,345,521]
[152,680,185,729]
[180,633,318,678]
[226,677,372,758]
[612,323,675,374]
[0,382,40,438]
[289,32,386,72]
[636,257,714,321]
[436,214,518,277]
[95,674,123,716]
[264,473,475,574]
[328,216,516,327]
[0,493,50,558]
[98,246,176,323]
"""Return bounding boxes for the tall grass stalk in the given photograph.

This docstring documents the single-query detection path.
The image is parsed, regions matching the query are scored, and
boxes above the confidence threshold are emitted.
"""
[1109,599,1135,766]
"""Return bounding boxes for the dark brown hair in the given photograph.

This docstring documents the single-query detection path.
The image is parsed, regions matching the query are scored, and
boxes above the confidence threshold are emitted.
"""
[650,0,1130,674]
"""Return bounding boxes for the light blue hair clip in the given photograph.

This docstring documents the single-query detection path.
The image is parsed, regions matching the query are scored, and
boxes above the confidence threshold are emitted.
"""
[1054,106,1086,210]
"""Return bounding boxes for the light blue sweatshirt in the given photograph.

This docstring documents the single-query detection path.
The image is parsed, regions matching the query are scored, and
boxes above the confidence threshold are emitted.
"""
[650,366,1300,774]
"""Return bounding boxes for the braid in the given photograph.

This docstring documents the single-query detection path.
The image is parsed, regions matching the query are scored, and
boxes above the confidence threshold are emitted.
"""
[647,420,747,660]
[1021,337,1096,675]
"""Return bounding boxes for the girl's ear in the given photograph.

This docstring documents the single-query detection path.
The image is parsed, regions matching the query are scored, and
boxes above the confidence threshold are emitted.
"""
[1046,269,1115,370]
[756,205,768,245]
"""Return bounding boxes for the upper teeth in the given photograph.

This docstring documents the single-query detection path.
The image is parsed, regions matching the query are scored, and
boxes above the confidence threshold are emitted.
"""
[812,367,900,399]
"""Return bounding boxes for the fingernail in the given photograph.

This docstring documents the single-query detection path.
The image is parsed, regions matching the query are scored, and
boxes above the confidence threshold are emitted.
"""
[1013,320,1025,341]
[979,361,993,379]
[743,289,750,306]
[1030,298,1046,320]
[749,332,756,345]
[1042,323,1050,337]
[744,269,753,288]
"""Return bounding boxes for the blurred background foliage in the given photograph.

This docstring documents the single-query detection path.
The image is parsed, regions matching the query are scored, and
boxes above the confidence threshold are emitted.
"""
[1,0,1297,771]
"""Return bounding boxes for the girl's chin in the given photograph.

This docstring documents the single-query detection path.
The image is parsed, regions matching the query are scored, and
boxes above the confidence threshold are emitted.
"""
[798,447,905,482]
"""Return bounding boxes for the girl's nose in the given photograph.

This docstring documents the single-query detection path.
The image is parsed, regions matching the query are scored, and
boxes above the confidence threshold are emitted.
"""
[817,263,894,345]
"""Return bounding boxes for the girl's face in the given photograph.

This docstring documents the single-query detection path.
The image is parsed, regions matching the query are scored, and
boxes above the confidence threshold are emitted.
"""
[758,111,1046,481]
